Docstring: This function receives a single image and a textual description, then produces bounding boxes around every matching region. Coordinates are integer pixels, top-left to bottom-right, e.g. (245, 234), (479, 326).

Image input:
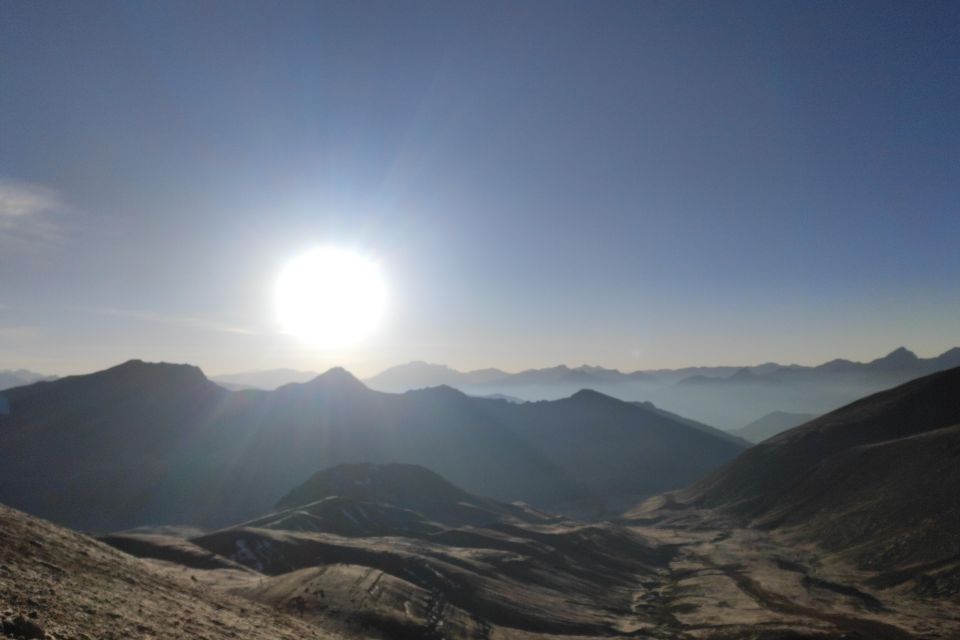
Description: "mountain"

(0, 360), (229, 531)
(0, 360), (745, 533)
(368, 348), (960, 393)
(733, 410), (816, 443)
(364, 347), (960, 429)
(0, 368), (54, 391)
(476, 389), (747, 513)
(182, 463), (674, 638)
(676, 367), (781, 387)
(270, 462), (557, 534)
(0, 503), (333, 640)
(631, 400), (750, 446)
(363, 361), (509, 391)
(98, 462), (956, 639)
(679, 366), (960, 591)
(274, 462), (553, 527)
(212, 368), (319, 390)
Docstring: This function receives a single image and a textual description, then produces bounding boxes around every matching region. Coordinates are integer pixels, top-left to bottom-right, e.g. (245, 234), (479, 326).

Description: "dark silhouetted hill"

(0, 361), (744, 532)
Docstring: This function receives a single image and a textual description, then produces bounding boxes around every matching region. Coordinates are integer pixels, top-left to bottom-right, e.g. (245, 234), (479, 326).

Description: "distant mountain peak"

(103, 359), (209, 384)
(276, 462), (468, 510)
(870, 346), (920, 368)
(885, 346), (917, 359)
(568, 388), (617, 403)
(404, 384), (468, 400)
(305, 367), (368, 391)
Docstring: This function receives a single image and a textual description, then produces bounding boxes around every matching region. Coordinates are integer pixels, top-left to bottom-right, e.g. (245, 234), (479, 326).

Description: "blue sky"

(1, 1), (958, 376)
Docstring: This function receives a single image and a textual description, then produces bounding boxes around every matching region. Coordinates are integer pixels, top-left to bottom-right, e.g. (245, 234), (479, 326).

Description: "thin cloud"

(0, 179), (61, 221)
(0, 178), (65, 245)
(0, 326), (43, 341)
(91, 306), (258, 336)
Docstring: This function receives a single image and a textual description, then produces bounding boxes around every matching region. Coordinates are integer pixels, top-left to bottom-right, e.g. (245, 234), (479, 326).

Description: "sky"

(1, 1), (958, 377)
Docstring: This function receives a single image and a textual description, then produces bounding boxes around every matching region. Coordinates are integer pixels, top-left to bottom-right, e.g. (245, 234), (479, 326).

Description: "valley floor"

(622, 512), (959, 639)
(4, 502), (958, 640)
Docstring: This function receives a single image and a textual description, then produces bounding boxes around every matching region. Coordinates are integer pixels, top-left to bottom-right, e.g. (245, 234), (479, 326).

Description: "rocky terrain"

(0, 504), (334, 640)
(93, 461), (960, 639)
(7, 496), (958, 640)
(680, 365), (960, 579)
(4, 367), (960, 639)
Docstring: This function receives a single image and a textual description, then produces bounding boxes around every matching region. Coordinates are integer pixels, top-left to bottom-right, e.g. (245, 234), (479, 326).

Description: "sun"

(274, 247), (386, 347)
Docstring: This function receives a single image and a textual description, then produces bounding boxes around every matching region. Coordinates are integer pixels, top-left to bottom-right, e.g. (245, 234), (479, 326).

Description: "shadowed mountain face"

(678, 366), (960, 589)
(274, 463), (555, 528)
(0, 361), (229, 531)
(0, 360), (745, 533)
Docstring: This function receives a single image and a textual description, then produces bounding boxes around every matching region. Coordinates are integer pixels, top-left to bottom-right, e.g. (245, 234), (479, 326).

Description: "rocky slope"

(657, 366), (960, 596)
(0, 503), (334, 640)
(105, 463), (960, 639)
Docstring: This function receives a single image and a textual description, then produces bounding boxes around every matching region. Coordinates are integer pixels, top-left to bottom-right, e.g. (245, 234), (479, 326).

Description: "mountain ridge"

(360, 346), (960, 429)
(665, 365), (960, 586)
(364, 346), (959, 391)
(0, 359), (744, 533)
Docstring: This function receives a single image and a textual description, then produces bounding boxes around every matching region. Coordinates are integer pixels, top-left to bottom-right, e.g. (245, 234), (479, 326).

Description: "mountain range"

(363, 347), (960, 429)
(3, 365), (960, 637)
(0, 360), (745, 533)
(364, 347), (960, 391)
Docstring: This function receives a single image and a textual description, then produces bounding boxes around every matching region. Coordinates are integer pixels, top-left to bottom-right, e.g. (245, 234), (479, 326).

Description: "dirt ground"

(4, 501), (959, 640)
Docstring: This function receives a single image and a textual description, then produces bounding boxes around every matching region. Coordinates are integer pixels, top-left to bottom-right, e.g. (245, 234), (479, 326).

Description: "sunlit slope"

(0, 503), (333, 640)
(678, 366), (960, 588)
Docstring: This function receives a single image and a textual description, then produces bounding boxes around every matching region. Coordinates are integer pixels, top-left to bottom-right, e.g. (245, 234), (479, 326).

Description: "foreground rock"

(0, 504), (334, 640)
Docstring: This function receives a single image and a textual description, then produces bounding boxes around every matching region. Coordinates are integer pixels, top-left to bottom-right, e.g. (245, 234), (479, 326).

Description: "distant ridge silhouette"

(0, 360), (744, 532)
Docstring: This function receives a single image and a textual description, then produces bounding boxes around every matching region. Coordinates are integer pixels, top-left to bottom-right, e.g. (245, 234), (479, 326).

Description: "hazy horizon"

(3, 342), (956, 381)
(2, 4), (959, 636)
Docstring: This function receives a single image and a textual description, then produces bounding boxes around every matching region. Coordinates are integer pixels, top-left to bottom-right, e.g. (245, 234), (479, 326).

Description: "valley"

(2, 364), (959, 639)
(5, 487), (957, 639)
(4, 4), (957, 638)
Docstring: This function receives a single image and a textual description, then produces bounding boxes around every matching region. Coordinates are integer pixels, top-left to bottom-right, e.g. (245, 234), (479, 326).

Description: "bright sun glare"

(275, 247), (386, 347)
